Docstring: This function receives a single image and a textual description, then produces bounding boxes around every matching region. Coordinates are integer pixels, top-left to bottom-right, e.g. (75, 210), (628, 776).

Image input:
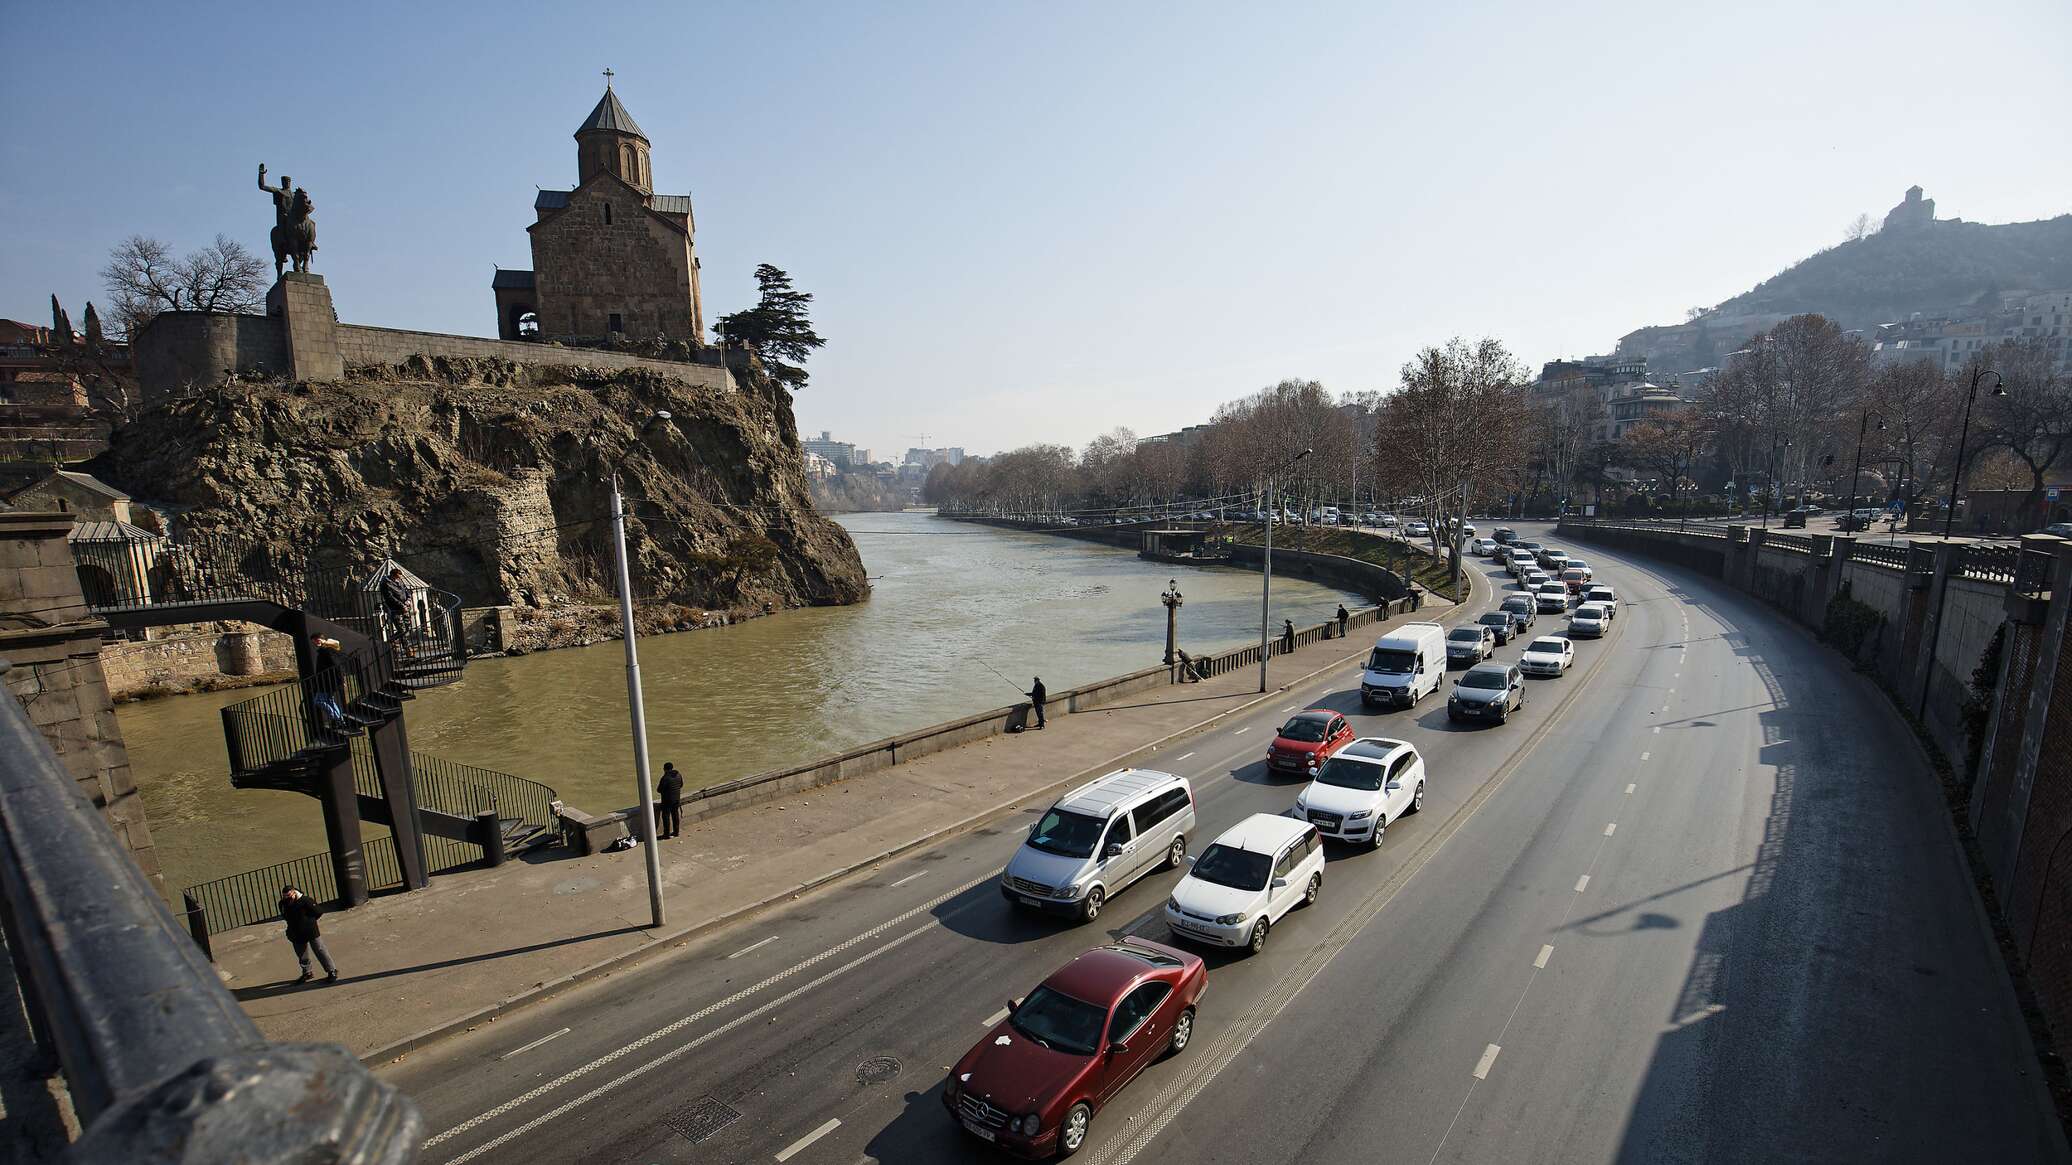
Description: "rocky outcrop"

(89, 356), (868, 612)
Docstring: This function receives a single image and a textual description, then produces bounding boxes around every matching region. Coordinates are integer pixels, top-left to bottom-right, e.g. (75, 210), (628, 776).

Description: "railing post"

(181, 892), (213, 960)
(477, 811), (508, 868)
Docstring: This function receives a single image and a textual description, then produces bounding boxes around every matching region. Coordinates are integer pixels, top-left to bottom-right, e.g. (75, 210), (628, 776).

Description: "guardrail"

(0, 666), (423, 1159)
(1847, 541), (1909, 570)
(1761, 532), (1818, 555)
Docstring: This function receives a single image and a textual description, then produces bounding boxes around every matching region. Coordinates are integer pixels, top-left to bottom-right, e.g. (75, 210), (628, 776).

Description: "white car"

(1164, 813), (1324, 954)
(1583, 584), (1618, 616)
(1519, 636), (1574, 676)
(1292, 737), (1425, 850)
(1567, 560), (1594, 582)
(1535, 582), (1570, 612)
(1405, 521), (1431, 537)
(1524, 570), (1551, 591)
(1569, 602), (1610, 638)
(1471, 538), (1497, 556)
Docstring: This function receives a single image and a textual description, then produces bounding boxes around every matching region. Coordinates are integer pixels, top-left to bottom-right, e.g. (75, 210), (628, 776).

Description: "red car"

(1266, 708), (1354, 776)
(945, 939), (1207, 1158)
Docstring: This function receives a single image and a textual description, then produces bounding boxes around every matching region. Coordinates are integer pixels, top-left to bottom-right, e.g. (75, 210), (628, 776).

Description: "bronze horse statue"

(258, 163), (317, 277)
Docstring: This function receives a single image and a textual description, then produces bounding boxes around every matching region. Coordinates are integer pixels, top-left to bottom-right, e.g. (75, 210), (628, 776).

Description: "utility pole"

(609, 475), (665, 929)
(1943, 366), (2004, 540)
(1846, 409), (1884, 532)
(1259, 448), (1312, 693)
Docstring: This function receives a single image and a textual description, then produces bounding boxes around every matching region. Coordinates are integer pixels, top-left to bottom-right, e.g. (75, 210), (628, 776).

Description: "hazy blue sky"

(4, 0), (2067, 460)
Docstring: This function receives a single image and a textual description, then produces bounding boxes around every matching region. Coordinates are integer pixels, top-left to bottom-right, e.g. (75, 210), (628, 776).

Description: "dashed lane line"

(1472, 1044), (1502, 1080)
(775, 1119), (841, 1162)
(1575, 874), (1591, 893)
(983, 1006), (1009, 1027)
(1625, 783), (1636, 795)
(727, 936), (779, 959)
(1604, 822), (1617, 837)
(496, 1028), (569, 1061)
(1231, 726), (1251, 735)
(1175, 752), (1196, 762)
(1640, 751), (1650, 761)
(888, 870), (928, 888)
(1534, 945), (1553, 970)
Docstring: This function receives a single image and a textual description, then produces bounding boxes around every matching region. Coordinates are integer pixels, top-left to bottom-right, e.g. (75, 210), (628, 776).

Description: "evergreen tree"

(716, 264), (825, 391)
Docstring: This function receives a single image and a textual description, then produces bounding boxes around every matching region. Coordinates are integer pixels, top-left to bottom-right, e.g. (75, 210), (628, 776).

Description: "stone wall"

(98, 624), (296, 699)
(332, 325), (732, 389)
(530, 183), (701, 341)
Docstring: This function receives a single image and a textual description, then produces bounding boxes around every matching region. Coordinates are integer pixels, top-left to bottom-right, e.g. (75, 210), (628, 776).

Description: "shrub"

(1961, 625), (2006, 781)
(1820, 581), (1883, 662)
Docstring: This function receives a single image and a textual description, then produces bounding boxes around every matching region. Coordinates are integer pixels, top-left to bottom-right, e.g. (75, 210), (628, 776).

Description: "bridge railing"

(0, 665), (423, 1160)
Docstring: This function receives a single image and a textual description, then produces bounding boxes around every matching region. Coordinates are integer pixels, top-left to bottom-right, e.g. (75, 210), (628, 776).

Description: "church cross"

(603, 68), (614, 88)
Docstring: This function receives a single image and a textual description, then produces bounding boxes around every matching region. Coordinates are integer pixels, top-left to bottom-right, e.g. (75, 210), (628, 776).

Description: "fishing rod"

(973, 657), (1033, 700)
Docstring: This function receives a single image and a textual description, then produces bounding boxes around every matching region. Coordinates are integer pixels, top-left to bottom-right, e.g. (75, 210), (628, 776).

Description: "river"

(118, 512), (1365, 893)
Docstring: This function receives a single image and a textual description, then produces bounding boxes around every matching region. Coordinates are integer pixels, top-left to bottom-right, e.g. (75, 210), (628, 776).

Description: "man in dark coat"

(380, 567), (414, 645)
(657, 762), (684, 839)
(278, 885), (337, 983)
(1281, 619), (1296, 653)
(1028, 677), (1047, 729)
(1336, 604), (1350, 637)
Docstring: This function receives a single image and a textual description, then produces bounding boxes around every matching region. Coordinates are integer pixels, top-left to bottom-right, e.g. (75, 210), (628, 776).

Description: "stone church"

(492, 81), (705, 344)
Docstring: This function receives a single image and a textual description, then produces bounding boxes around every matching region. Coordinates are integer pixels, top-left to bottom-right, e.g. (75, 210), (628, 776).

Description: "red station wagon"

(945, 939), (1208, 1158)
(1267, 708), (1354, 776)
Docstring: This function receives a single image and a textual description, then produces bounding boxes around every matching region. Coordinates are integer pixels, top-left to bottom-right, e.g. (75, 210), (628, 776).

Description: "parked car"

(1471, 538), (1498, 556)
(1569, 602), (1610, 638)
(1292, 736), (1424, 849)
(1583, 584), (1618, 616)
(1494, 527), (1519, 545)
(2045, 523), (2072, 538)
(945, 938), (1207, 1157)
(1448, 661), (1526, 724)
(1783, 508), (1810, 529)
(1163, 813), (1325, 954)
(1267, 709), (1354, 778)
(1499, 594), (1537, 632)
(1535, 582), (1571, 612)
(1447, 625), (1494, 665)
(1406, 521), (1431, 537)
(1001, 769), (1195, 923)
(1519, 635), (1575, 676)
(1476, 610), (1517, 645)
(1359, 622), (1447, 708)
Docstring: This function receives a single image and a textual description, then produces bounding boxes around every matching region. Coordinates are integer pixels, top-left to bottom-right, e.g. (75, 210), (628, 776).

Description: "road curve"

(385, 524), (2065, 1164)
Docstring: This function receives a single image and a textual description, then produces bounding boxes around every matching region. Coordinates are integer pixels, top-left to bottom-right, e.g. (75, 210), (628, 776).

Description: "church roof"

(67, 520), (159, 543)
(491, 269), (536, 290)
(575, 87), (647, 141)
(534, 189), (693, 214)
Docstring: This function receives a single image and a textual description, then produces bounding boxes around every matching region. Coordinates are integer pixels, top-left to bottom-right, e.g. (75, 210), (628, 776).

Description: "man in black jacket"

(657, 762), (684, 839)
(380, 567), (414, 646)
(1028, 677), (1047, 729)
(279, 885), (337, 983)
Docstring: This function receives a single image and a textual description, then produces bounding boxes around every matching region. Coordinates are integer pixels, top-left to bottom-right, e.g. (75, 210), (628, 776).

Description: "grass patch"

(1215, 525), (1459, 601)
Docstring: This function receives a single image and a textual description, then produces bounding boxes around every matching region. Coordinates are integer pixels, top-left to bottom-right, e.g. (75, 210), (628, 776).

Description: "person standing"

(657, 762), (684, 839)
(309, 636), (349, 734)
(1336, 604), (1350, 638)
(380, 567), (414, 646)
(1281, 619), (1296, 654)
(1028, 677), (1047, 730)
(278, 886), (337, 983)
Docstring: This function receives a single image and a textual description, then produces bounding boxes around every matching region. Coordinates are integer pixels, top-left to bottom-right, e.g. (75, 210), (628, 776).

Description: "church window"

(603, 202), (613, 225)
(609, 313), (624, 334)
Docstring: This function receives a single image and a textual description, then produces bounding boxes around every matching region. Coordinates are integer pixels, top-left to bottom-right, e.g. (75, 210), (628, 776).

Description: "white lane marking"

(775, 1119), (841, 1162)
(425, 870), (993, 1151)
(497, 1028), (570, 1061)
(1175, 752), (1196, 762)
(983, 1007), (1009, 1026)
(1652, 726), (1661, 735)
(888, 870), (927, 888)
(727, 936), (779, 959)
(1472, 1044), (1502, 1080)
(1282, 705), (1299, 713)
(1534, 945), (1553, 970)
(1575, 874), (1591, 893)
(1604, 822), (1617, 837)
(1232, 726), (1251, 735)
(1625, 783), (1636, 795)
(1640, 751), (1650, 761)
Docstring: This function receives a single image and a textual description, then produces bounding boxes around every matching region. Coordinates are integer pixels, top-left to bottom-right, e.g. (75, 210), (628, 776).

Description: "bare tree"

(100, 233), (268, 338)
(1976, 336), (2072, 522)
(1373, 338), (1531, 588)
(1844, 212), (1876, 242)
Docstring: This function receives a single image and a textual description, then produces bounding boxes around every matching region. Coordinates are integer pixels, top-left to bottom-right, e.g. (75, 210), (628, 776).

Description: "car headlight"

(1348, 809), (1373, 820)
(1215, 912), (1247, 926)
(1017, 1114), (1041, 1136)
(1167, 896), (1181, 913)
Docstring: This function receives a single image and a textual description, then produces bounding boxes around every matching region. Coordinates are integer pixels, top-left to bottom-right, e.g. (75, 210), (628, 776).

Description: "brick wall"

(530, 184), (700, 340)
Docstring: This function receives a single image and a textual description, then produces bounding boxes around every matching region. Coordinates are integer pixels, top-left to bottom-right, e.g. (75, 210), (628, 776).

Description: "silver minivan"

(1000, 768), (1195, 923)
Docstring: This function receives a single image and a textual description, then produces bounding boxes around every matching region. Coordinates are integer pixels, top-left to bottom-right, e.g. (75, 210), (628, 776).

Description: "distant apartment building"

(801, 430), (855, 467)
(1532, 355), (1681, 442)
(901, 446), (964, 469)
(1870, 292), (2072, 375)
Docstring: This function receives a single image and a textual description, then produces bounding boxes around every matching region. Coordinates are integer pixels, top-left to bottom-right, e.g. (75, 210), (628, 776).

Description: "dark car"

(946, 939), (1207, 1158)
(1493, 527), (1518, 545)
(1448, 661), (1525, 725)
(1267, 708), (1354, 777)
(1476, 610), (1516, 645)
(1783, 508), (1809, 529)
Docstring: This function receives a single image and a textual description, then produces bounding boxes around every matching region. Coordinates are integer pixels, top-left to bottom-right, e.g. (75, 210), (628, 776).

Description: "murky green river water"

(119, 513), (1362, 892)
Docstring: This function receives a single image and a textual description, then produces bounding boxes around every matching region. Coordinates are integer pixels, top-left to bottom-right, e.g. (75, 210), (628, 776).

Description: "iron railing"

(0, 669), (422, 1159)
(2015, 546), (2057, 600)
(181, 850), (342, 936)
(1959, 543), (2019, 584)
(1848, 541), (1909, 570)
(70, 531), (368, 620)
(1760, 532), (1817, 555)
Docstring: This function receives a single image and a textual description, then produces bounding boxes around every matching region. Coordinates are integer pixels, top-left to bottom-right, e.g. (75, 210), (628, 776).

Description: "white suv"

(1291, 737), (1426, 849)
(1164, 813), (1324, 954)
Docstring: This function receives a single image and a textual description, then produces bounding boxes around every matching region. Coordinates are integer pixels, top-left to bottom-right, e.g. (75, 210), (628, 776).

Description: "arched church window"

(603, 202), (613, 225)
(516, 311), (539, 338)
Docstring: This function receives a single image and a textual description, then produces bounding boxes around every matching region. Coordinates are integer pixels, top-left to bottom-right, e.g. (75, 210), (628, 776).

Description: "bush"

(1961, 625), (2006, 781)
(1820, 581), (1884, 662)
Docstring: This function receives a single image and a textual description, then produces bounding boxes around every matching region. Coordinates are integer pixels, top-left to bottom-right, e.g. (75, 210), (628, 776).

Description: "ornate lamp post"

(1162, 579), (1184, 666)
(1943, 367), (2005, 540)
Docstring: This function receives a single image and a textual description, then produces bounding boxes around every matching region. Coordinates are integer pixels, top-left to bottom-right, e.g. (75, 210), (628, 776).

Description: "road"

(386, 525), (2065, 1164)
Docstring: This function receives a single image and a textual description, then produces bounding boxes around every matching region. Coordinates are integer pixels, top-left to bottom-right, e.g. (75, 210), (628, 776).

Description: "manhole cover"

(856, 1056), (902, 1085)
(665, 1096), (741, 1143)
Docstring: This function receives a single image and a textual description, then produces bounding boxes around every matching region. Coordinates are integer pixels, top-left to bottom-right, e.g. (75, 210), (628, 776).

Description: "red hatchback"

(945, 939), (1207, 1158)
(1267, 708), (1354, 776)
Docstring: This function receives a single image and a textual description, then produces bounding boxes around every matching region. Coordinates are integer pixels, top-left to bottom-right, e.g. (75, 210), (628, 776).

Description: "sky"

(4, 0), (2068, 462)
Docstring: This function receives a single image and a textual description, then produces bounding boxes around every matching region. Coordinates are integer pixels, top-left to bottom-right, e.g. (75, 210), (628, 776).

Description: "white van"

(1001, 768), (1195, 923)
(1359, 622), (1446, 709)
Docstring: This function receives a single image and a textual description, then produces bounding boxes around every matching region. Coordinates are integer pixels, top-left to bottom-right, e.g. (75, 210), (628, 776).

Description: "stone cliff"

(89, 355), (869, 613)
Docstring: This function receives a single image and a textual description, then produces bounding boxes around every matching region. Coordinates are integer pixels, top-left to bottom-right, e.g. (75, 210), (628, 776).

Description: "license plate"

(964, 1120), (997, 1142)
(1019, 895), (1039, 907)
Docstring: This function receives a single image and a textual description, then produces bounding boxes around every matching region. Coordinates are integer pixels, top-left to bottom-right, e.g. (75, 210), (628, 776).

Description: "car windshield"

(1278, 717), (1329, 743)
(1027, 809), (1104, 858)
(1479, 614), (1509, 627)
(1503, 598), (1531, 611)
(1190, 843), (1272, 891)
(1449, 628), (1482, 642)
(1528, 639), (1565, 654)
(1459, 668), (1509, 690)
(1368, 647), (1416, 674)
(1008, 984), (1106, 1056)
(1314, 756), (1386, 791)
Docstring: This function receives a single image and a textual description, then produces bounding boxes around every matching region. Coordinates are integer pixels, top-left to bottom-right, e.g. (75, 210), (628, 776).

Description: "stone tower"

(1883, 185), (1936, 232)
(492, 79), (704, 344)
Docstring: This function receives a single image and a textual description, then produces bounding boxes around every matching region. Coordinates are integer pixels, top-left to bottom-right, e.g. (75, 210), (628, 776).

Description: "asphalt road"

(387, 525), (2066, 1164)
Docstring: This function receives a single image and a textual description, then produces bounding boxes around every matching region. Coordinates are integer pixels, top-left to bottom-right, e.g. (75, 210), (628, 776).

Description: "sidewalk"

(215, 589), (1469, 1064)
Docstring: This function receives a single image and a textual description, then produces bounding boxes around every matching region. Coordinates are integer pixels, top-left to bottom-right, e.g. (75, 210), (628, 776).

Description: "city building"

(801, 430), (856, 467)
(1606, 383), (1691, 440)
(491, 79), (705, 344)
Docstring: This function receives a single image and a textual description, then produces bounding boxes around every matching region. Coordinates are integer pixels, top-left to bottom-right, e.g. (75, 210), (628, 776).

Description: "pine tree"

(716, 264), (826, 391)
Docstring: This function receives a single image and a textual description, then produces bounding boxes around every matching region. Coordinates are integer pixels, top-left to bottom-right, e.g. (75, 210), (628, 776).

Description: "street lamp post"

(1943, 367), (2005, 540)
(1259, 448), (1312, 693)
(1845, 409), (1886, 532)
(609, 473), (665, 929)
(1161, 578), (1184, 667)
(1762, 436), (1793, 528)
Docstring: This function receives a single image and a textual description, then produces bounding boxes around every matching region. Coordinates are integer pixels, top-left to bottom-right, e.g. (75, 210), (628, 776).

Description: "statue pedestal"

(266, 273), (343, 383)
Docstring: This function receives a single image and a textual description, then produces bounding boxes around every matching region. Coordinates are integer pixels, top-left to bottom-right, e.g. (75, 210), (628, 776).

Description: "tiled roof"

(576, 87), (646, 140)
(535, 190), (571, 211)
(56, 470), (129, 500)
(67, 519), (159, 543)
(491, 269), (536, 290)
(649, 194), (693, 215)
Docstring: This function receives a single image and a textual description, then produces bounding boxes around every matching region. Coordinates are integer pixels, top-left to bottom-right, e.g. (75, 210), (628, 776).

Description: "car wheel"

(1164, 835), (1187, 870)
(1409, 781), (1425, 815)
(1369, 817), (1386, 850)
(1165, 1007), (1195, 1057)
(1080, 886), (1105, 924)
(1302, 871), (1322, 907)
(1247, 918), (1271, 954)
(1058, 1102), (1092, 1157)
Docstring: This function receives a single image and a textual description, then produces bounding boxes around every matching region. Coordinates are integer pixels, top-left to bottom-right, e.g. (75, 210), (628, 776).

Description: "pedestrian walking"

(278, 885), (337, 983)
(657, 762), (684, 839)
(1336, 604), (1350, 637)
(1028, 677), (1047, 729)
(380, 567), (414, 646)
(1175, 648), (1199, 683)
(1281, 619), (1296, 654)
(1409, 584), (1425, 611)
(309, 636), (350, 734)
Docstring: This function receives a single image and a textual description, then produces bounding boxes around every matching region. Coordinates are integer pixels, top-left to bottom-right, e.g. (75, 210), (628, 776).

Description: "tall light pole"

(609, 473), (666, 929)
(1259, 447), (1312, 693)
(1943, 367), (2004, 540)
(1845, 409), (1886, 531)
(1161, 578), (1184, 667)
(1761, 436), (1792, 528)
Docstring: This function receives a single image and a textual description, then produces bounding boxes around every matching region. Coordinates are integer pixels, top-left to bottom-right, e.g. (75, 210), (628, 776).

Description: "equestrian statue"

(258, 163), (317, 277)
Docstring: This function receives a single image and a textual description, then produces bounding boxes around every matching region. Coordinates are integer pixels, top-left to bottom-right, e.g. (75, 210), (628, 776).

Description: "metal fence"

(1848, 541), (1909, 570)
(1960, 544), (2019, 584)
(1761, 532), (1818, 555)
(181, 849), (342, 936)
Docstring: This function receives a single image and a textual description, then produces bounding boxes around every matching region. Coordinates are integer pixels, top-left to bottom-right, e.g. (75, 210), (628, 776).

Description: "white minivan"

(1001, 769), (1194, 923)
(1359, 622), (1446, 709)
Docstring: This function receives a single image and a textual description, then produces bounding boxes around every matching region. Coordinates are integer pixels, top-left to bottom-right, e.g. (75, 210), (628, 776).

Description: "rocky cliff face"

(91, 356), (869, 612)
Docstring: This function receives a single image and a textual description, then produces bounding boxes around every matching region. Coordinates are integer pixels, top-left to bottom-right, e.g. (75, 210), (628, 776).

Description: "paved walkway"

(215, 590), (1467, 1064)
